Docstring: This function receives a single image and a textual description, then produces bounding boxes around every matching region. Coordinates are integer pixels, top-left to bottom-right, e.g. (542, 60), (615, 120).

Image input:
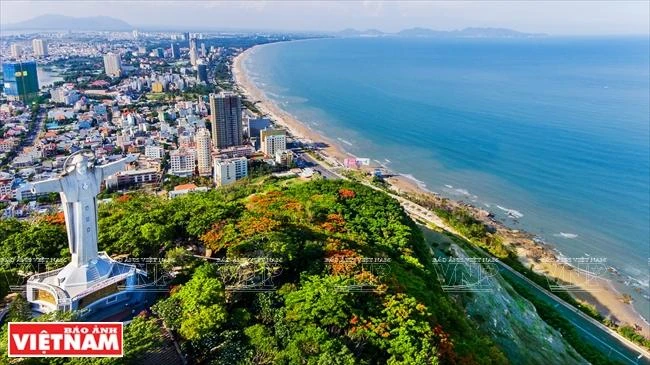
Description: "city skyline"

(1, 1), (649, 36)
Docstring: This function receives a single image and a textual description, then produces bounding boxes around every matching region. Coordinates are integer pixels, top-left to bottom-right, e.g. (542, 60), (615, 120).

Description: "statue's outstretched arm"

(98, 154), (137, 180)
(29, 178), (63, 194)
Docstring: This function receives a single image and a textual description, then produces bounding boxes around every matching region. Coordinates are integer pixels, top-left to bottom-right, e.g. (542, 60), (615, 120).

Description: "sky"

(1, 1), (649, 35)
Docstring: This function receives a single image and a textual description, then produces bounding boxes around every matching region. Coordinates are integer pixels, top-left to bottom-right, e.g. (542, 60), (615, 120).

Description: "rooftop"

(174, 183), (198, 191)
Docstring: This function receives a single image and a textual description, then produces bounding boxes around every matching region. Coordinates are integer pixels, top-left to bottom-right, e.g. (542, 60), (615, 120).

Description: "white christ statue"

(29, 151), (136, 268)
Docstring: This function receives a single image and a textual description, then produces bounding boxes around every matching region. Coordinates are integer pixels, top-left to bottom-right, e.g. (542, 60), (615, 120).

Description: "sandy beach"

(232, 45), (649, 338)
(232, 45), (352, 166)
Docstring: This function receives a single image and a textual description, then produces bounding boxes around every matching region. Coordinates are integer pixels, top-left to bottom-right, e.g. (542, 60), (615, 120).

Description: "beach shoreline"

(232, 42), (353, 166)
(232, 44), (649, 337)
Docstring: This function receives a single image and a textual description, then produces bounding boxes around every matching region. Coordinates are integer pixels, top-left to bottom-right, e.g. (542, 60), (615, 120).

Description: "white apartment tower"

(170, 148), (196, 176)
(213, 157), (248, 187)
(10, 44), (22, 58)
(195, 128), (212, 176)
(103, 52), (122, 77)
(32, 39), (48, 57)
(260, 128), (287, 157)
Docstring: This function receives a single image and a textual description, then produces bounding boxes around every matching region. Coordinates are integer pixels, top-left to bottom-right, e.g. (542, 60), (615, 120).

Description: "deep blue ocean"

(244, 37), (650, 319)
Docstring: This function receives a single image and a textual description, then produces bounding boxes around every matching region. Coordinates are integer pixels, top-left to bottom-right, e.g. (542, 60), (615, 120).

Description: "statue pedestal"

(26, 252), (148, 319)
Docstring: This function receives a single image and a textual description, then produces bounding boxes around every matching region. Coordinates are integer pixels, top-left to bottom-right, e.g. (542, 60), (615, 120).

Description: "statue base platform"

(26, 252), (149, 319)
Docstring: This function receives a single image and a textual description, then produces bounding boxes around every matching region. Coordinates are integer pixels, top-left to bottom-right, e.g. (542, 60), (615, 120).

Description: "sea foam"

(496, 205), (524, 219)
(337, 138), (353, 146)
(554, 232), (579, 239)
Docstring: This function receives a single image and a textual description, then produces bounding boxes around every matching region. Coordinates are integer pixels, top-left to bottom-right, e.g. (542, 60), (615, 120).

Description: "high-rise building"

(2, 61), (39, 102)
(260, 128), (287, 157)
(213, 157), (248, 187)
(103, 53), (122, 77)
(209, 92), (243, 149)
(200, 43), (206, 57)
(10, 44), (22, 58)
(189, 47), (198, 66)
(154, 48), (164, 58)
(170, 148), (196, 176)
(171, 42), (180, 59)
(195, 128), (212, 176)
(197, 64), (208, 83)
(189, 37), (198, 52)
(183, 32), (190, 43)
(32, 39), (48, 57)
(247, 117), (271, 149)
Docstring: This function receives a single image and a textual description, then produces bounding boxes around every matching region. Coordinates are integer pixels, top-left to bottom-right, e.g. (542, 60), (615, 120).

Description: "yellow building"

(151, 81), (164, 93)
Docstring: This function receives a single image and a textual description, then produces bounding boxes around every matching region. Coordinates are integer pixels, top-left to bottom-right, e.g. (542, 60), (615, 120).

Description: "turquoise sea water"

(244, 37), (650, 320)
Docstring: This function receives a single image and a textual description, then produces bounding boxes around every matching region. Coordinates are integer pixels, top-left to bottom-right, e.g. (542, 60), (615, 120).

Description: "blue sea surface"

(245, 37), (650, 320)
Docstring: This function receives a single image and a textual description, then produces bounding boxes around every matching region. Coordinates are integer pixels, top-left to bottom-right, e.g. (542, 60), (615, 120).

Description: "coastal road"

(295, 150), (343, 180)
(388, 186), (650, 364)
(496, 260), (650, 365)
(303, 147), (650, 364)
(395, 190), (650, 364)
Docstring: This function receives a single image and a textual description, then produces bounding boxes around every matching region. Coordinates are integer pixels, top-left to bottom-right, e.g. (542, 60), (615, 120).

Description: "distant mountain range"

(337, 27), (546, 38)
(338, 28), (385, 37)
(3, 14), (544, 38)
(4, 14), (132, 31)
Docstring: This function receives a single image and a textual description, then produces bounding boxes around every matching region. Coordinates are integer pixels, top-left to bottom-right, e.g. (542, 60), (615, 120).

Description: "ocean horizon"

(244, 36), (650, 320)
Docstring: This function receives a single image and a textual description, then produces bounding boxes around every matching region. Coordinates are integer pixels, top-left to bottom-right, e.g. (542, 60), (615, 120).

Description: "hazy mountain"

(338, 27), (545, 38)
(337, 28), (386, 37)
(363, 29), (385, 36)
(396, 27), (448, 37)
(4, 14), (132, 31)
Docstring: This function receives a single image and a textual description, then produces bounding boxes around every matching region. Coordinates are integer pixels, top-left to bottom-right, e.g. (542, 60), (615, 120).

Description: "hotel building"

(214, 157), (248, 187)
(260, 128), (287, 157)
(170, 148), (196, 176)
(209, 92), (243, 149)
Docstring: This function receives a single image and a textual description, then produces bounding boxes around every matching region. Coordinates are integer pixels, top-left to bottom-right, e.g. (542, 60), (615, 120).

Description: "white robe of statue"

(30, 152), (136, 268)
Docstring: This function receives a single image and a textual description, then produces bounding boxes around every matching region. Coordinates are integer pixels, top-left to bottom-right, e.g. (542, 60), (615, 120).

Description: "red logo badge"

(8, 322), (123, 357)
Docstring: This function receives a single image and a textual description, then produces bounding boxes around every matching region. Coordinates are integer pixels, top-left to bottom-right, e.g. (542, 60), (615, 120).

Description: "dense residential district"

(0, 31), (316, 217)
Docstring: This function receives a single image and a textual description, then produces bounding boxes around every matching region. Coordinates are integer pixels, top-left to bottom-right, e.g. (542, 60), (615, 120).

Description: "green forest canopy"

(0, 178), (508, 364)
